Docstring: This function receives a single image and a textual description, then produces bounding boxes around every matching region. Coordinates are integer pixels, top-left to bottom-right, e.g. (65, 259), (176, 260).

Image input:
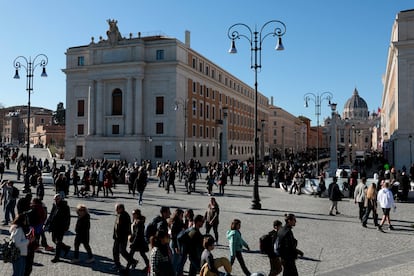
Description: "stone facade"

(63, 20), (270, 164)
(381, 9), (414, 169)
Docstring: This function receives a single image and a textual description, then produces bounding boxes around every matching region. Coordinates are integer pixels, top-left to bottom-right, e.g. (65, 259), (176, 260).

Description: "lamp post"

(304, 92), (333, 176)
(13, 54), (48, 193)
(174, 98), (188, 165)
(227, 20), (286, 210)
(329, 103), (338, 176)
(409, 134), (412, 165)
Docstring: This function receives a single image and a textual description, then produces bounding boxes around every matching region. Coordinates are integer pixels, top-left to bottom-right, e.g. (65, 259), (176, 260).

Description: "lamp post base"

(251, 200), (262, 210)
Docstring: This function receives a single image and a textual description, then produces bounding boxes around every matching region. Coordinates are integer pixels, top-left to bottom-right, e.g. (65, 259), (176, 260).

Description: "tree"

(53, 102), (65, 125)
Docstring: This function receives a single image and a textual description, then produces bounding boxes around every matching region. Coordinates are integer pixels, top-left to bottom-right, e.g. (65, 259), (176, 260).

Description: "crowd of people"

(0, 144), (412, 276)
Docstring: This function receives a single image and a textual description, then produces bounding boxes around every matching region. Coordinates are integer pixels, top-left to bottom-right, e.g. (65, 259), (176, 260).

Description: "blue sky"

(1, 1), (412, 124)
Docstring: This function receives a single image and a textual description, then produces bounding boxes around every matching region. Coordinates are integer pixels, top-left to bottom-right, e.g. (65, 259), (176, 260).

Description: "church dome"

(342, 88), (369, 119)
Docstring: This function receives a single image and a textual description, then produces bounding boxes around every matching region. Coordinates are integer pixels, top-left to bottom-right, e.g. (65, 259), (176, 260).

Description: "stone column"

(96, 80), (104, 136)
(134, 77), (143, 134)
(126, 77), (134, 135)
(88, 81), (95, 135)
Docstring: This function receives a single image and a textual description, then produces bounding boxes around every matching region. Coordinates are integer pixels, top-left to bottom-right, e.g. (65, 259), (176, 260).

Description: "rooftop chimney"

(185, 30), (191, 47)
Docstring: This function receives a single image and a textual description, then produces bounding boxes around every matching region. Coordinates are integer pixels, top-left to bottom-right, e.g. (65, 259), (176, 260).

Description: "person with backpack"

(266, 220), (283, 276)
(1, 180), (18, 226)
(182, 214), (205, 276)
(145, 206), (171, 243)
(277, 214), (303, 276)
(44, 194), (71, 263)
(328, 176), (342, 216)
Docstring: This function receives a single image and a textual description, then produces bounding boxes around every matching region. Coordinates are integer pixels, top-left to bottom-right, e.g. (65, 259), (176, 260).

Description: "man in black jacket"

(268, 220), (283, 276)
(277, 214), (303, 276)
(112, 203), (136, 271)
(328, 177), (342, 216)
(45, 193), (71, 263)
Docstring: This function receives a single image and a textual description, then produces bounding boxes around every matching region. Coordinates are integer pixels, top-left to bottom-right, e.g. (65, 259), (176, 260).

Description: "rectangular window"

(212, 127), (215, 139)
(112, 125), (119, 135)
(192, 125), (196, 137)
(77, 56), (84, 66)
(206, 146), (209, 157)
(206, 88), (209, 98)
(199, 126), (203, 137)
(212, 146), (215, 156)
(206, 127), (209, 138)
(76, 145), (83, 157)
(77, 100), (85, 117)
(192, 100), (197, 116)
(212, 106), (215, 120)
(206, 105), (209, 119)
(200, 146), (203, 157)
(205, 66), (209, 76)
(156, 96), (164, 114)
(192, 58), (196, 69)
(212, 69), (215, 79)
(156, 122), (164, 134)
(77, 124), (84, 135)
(199, 62), (203, 72)
(199, 102), (203, 117)
(193, 82), (197, 93)
(155, 145), (163, 158)
(156, 50), (164, 60)
(200, 85), (203, 96)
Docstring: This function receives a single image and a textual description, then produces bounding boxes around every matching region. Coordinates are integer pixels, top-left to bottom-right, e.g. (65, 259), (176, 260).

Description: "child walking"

(226, 219), (250, 276)
(72, 204), (94, 263)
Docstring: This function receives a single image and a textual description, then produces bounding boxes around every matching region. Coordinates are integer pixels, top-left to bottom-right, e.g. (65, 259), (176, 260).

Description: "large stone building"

(381, 9), (414, 169)
(63, 20), (270, 164)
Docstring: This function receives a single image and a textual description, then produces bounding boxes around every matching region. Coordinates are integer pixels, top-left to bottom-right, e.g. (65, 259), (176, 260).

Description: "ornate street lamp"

(304, 92), (333, 176)
(227, 20), (286, 209)
(13, 54), (48, 193)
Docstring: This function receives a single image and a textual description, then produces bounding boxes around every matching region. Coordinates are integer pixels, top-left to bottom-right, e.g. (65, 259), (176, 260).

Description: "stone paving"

(1, 152), (414, 275)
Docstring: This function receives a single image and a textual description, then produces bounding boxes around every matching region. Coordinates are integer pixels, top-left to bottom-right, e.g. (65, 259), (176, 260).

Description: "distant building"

(1, 106), (54, 146)
(381, 9), (414, 169)
(325, 88), (379, 166)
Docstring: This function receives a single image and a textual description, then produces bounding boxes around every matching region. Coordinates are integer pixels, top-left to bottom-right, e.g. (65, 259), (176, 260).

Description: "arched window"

(112, 89), (122, 115)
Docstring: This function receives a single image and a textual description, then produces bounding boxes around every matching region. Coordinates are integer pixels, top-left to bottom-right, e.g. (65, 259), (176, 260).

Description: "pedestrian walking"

(277, 214), (303, 276)
(169, 208), (185, 273)
(128, 209), (150, 271)
(267, 220), (283, 276)
(354, 177), (367, 221)
(165, 166), (176, 193)
(9, 214), (30, 276)
(72, 204), (95, 263)
(1, 181), (18, 226)
(44, 194), (71, 263)
(134, 166), (148, 205)
(328, 177), (342, 216)
(204, 197), (220, 244)
(377, 180), (397, 231)
(362, 183), (379, 229)
(149, 229), (175, 276)
(112, 203), (135, 271)
(226, 218), (251, 276)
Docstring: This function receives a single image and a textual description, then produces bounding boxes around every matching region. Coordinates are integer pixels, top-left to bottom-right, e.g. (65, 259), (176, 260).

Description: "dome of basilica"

(342, 88), (369, 119)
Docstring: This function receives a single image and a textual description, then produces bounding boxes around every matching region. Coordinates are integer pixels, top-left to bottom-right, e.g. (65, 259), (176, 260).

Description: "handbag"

(1, 238), (21, 263)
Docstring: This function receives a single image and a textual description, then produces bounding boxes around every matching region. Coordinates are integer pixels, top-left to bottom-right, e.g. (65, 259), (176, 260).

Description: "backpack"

(259, 232), (273, 255)
(177, 227), (194, 249)
(144, 216), (163, 243)
(11, 186), (19, 199)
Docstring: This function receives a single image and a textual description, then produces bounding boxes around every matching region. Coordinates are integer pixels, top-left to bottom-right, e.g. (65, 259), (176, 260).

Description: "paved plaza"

(1, 151), (414, 275)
